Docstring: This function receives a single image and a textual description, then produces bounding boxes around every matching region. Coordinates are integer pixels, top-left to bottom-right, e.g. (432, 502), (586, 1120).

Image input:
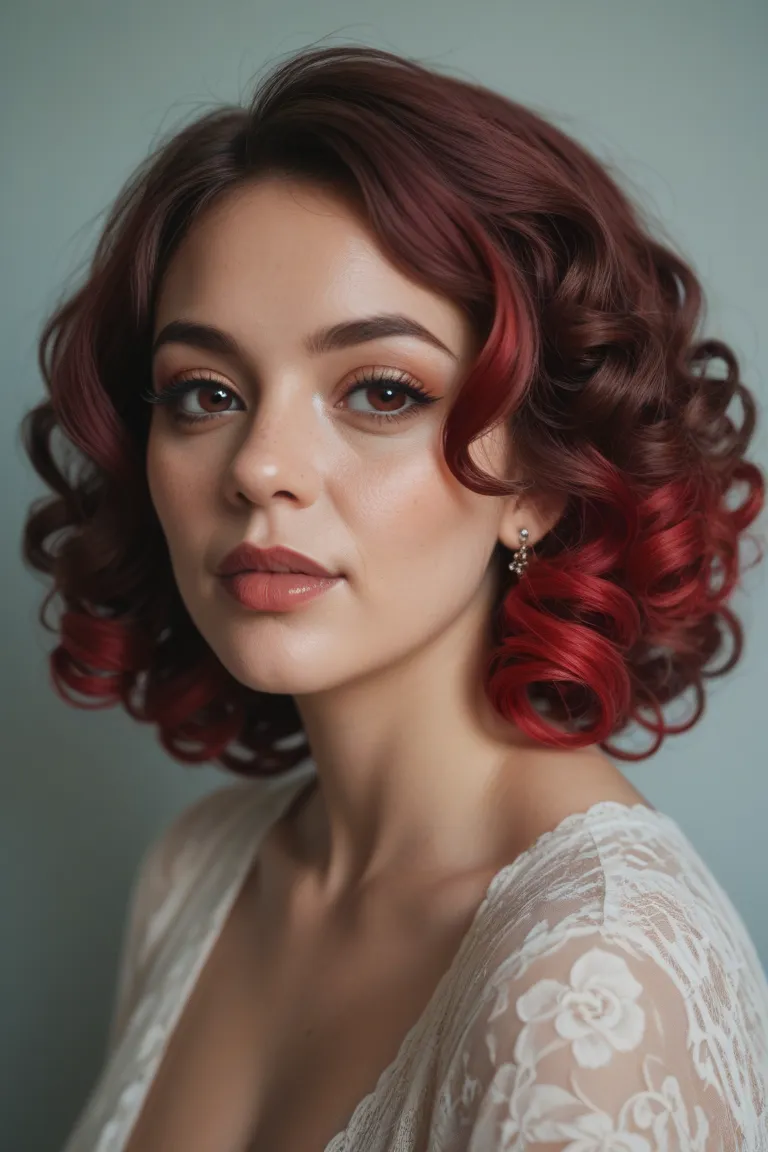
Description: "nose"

(222, 383), (324, 510)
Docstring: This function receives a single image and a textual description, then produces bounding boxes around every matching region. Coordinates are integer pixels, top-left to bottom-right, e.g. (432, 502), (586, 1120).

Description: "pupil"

(378, 387), (401, 408)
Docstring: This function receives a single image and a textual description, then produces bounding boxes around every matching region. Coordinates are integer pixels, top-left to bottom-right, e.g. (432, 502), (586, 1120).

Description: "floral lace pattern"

(460, 947), (713, 1151)
(515, 947), (646, 1069)
(61, 775), (768, 1152)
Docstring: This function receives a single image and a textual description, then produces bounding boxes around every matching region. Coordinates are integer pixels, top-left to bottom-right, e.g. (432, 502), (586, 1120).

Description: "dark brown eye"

(140, 376), (244, 424)
(190, 384), (233, 413)
(140, 369), (438, 428)
(342, 370), (437, 424)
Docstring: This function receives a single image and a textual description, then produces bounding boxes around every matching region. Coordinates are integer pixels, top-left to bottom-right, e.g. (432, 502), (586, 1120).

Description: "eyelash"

(139, 369), (437, 427)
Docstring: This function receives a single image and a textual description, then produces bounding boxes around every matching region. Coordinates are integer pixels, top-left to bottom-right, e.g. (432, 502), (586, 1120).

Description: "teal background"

(2, 2), (766, 1148)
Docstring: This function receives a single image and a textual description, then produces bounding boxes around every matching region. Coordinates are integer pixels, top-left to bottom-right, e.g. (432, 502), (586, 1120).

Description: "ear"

(498, 487), (567, 555)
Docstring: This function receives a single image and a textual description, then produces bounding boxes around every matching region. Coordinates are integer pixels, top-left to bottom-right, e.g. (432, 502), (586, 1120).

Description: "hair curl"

(20, 43), (766, 775)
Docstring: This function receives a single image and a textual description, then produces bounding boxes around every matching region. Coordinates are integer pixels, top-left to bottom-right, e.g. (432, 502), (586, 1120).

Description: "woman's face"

(147, 177), (514, 696)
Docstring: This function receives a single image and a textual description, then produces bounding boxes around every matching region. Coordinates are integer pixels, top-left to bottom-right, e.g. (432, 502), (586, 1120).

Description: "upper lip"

(216, 543), (340, 578)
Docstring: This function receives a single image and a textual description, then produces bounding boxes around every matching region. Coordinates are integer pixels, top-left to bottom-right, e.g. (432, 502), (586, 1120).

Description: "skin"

(147, 176), (643, 927)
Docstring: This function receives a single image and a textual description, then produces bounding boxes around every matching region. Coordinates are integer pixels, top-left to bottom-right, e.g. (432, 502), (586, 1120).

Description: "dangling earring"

(508, 527), (531, 577)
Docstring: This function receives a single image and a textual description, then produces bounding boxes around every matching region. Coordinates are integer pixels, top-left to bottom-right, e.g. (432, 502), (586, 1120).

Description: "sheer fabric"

(62, 768), (768, 1151)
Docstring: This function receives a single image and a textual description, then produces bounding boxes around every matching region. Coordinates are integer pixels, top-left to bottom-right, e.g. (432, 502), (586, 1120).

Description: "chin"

(208, 634), (347, 698)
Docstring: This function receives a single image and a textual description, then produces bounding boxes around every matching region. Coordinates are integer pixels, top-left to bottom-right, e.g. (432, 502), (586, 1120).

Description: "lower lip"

(219, 571), (342, 611)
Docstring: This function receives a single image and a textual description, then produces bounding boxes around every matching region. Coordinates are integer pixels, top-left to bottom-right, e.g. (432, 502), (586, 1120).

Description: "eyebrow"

(151, 313), (458, 362)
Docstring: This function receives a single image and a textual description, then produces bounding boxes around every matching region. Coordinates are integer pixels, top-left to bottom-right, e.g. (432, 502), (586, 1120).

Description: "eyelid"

(145, 363), (441, 425)
(154, 362), (423, 398)
(154, 368), (232, 393)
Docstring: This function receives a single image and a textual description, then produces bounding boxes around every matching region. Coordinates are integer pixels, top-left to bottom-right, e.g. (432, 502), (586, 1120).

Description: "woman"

(21, 42), (768, 1152)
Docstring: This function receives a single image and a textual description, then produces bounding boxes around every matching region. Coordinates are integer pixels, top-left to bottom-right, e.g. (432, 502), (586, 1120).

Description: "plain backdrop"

(2, 2), (766, 1149)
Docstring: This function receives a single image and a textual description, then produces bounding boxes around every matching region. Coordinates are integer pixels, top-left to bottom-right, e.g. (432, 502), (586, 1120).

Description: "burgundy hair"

(20, 43), (765, 774)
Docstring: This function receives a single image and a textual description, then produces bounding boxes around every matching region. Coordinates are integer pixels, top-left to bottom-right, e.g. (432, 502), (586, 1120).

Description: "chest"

(121, 867), (479, 1152)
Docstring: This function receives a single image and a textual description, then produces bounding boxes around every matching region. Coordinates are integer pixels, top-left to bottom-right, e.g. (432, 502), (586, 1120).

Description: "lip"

(216, 543), (340, 579)
(220, 571), (340, 612)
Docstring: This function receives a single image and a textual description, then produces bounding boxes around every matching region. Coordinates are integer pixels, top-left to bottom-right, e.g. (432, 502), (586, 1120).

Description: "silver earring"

(508, 527), (531, 577)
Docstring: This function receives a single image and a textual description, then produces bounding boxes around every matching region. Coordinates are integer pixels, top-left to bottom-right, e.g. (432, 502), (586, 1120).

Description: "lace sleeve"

(105, 828), (175, 1053)
(105, 782), (256, 1053)
(436, 931), (752, 1152)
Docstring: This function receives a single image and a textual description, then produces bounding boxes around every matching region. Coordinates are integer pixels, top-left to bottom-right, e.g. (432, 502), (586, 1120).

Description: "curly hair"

(19, 43), (766, 776)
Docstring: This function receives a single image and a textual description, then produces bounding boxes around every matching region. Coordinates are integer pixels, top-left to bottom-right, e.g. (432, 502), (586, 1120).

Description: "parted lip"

(216, 543), (340, 579)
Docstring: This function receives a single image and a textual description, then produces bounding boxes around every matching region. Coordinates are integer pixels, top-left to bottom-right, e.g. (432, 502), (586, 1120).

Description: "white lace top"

(62, 767), (768, 1152)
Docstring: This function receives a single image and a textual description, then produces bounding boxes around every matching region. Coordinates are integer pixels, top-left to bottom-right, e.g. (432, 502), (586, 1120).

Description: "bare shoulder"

(508, 747), (654, 858)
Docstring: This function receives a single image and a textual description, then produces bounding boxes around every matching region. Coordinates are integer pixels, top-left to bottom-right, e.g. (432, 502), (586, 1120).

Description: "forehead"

(152, 177), (471, 354)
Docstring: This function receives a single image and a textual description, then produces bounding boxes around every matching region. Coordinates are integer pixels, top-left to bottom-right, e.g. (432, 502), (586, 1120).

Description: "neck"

(282, 570), (552, 908)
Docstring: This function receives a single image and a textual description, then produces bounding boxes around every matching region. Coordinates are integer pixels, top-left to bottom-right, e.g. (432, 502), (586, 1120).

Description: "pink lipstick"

(216, 543), (343, 612)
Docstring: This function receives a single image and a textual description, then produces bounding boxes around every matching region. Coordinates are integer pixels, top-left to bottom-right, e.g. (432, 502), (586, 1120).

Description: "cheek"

(146, 433), (208, 556)
(345, 450), (497, 593)
(146, 436), (175, 534)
